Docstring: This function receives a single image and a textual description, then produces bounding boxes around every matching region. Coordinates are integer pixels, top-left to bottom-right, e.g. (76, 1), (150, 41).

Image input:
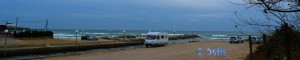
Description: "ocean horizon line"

(48, 29), (256, 32)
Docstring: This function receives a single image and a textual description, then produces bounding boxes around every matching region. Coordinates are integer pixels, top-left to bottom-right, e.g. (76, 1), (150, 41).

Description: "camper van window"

(161, 36), (164, 39)
(146, 35), (156, 40)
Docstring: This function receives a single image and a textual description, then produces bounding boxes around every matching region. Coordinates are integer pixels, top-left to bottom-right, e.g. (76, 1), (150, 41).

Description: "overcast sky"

(0, 0), (263, 31)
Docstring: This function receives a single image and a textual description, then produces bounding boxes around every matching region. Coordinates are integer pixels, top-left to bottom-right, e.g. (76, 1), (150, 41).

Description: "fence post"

(248, 36), (253, 60)
(283, 23), (291, 60)
(263, 34), (268, 60)
(263, 34), (267, 44)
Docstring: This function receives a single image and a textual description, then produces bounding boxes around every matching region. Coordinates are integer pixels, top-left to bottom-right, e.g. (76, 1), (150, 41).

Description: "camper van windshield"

(146, 35), (156, 40)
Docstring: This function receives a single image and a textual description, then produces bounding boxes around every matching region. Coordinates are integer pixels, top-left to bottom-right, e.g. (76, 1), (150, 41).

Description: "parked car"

(251, 37), (263, 44)
(229, 36), (243, 43)
(81, 35), (98, 40)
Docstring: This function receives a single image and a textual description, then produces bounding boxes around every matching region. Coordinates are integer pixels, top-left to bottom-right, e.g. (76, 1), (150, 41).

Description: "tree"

(233, 0), (300, 34)
(246, 0), (300, 12)
(231, 0), (300, 60)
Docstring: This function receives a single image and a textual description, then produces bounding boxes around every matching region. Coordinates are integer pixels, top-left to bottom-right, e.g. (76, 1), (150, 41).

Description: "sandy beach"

(36, 40), (258, 60)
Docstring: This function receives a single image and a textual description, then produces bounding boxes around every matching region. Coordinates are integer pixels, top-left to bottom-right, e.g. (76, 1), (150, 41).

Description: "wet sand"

(37, 41), (258, 60)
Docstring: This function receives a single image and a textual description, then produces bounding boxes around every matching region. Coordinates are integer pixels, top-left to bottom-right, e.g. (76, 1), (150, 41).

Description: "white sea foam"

(210, 35), (227, 37)
(54, 33), (75, 37)
(141, 33), (184, 36)
(53, 33), (83, 38)
(85, 32), (108, 35)
(168, 34), (184, 36)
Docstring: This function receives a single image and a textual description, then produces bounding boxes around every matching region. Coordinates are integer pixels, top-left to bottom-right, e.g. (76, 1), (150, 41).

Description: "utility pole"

(45, 18), (48, 31)
(15, 17), (19, 36)
(43, 18), (48, 47)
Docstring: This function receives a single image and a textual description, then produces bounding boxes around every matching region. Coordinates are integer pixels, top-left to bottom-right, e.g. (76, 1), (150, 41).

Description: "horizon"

(48, 29), (257, 32)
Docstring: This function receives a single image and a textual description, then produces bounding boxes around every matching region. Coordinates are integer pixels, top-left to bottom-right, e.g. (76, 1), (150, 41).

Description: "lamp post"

(122, 30), (126, 49)
(75, 30), (78, 54)
(123, 30), (126, 40)
(173, 30), (176, 44)
(4, 29), (8, 60)
(192, 29), (194, 42)
(76, 30), (78, 45)
(4, 21), (12, 60)
(109, 30), (112, 38)
(110, 30), (117, 43)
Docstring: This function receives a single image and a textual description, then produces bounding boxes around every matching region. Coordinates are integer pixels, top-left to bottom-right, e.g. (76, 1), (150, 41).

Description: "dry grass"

(0, 41), (144, 58)
(0, 38), (114, 49)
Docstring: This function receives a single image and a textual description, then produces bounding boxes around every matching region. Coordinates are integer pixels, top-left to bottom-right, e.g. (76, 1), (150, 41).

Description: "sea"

(50, 29), (260, 40)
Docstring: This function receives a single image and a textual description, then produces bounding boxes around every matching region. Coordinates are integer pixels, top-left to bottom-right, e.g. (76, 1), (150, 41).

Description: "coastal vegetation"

(15, 31), (53, 38)
(247, 24), (300, 60)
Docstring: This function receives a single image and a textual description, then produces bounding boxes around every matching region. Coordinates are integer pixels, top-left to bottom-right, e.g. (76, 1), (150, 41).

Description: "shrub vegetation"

(248, 24), (300, 60)
(15, 30), (53, 38)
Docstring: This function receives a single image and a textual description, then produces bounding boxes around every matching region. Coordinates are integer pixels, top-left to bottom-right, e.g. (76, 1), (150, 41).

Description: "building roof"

(0, 24), (29, 30)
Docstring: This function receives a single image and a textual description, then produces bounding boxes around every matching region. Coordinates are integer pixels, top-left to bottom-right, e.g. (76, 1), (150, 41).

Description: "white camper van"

(144, 32), (169, 47)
